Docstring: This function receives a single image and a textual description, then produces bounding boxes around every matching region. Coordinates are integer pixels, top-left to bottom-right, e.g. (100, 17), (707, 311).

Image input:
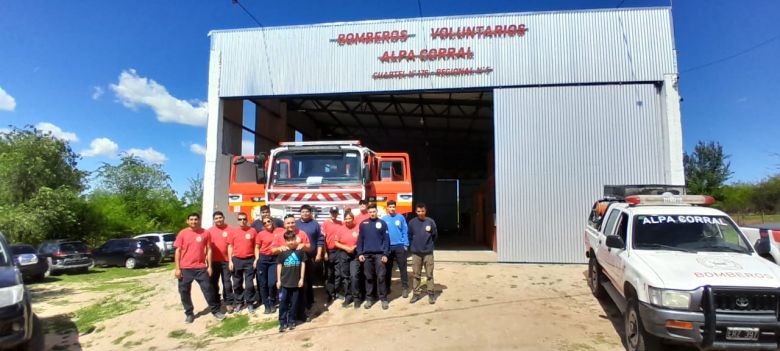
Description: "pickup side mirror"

(255, 153), (267, 184)
(362, 167), (371, 182)
(605, 235), (625, 250)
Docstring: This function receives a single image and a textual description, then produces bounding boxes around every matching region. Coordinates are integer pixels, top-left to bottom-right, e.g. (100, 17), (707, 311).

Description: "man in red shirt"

(353, 199), (370, 224)
(272, 215), (311, 253)
(228, 212), (258, 314)
(206, 211), (235, 313)
(334, 211), (362, 308)
(174, 213), (225, 323)
(321, 206), (343, 302)
(254, 216), (286, 314)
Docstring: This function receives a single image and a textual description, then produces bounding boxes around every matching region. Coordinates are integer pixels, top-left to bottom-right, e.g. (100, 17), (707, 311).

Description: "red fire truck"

(229, 140), (412, 222)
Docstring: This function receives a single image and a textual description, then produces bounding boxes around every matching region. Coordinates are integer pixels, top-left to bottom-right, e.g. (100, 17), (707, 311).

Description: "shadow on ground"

(596, 292), (697, 351)
(40, 314), (81, 351)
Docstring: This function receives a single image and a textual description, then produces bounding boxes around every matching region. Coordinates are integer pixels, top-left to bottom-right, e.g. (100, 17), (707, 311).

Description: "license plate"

(726, 327), (759, 341)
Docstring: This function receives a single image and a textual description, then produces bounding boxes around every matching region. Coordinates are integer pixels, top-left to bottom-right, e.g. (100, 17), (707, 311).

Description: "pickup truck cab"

(584, 194), (780, 351)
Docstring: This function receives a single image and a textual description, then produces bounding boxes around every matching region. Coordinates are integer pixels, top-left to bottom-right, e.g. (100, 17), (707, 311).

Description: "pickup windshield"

(633, 214), (751, 254)
(271, 150), (362, 186)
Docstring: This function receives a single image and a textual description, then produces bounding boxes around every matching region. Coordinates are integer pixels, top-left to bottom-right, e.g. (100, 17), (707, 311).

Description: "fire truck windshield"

(271, 150), (362, 185)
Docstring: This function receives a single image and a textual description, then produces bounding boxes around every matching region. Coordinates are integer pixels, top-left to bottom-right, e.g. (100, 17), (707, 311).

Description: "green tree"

(0, 126), (88, 245)
(182, 175), (203, 211)
(94, 155), (178, 216)
(717, 183), (756, 213)
(684, 141), (732, 198)
(90, 155), (186, 239)
(753, 175), (780, 213)
(0, 126), (85, 204)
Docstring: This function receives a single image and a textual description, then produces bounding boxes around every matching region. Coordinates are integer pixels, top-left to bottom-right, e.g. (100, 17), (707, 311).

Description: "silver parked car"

(133, 233), (176, 263)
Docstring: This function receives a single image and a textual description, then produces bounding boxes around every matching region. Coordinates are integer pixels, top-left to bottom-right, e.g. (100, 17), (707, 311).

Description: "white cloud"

(0, 127), (10, 135)
(81, 138), (119, 157)
(242, 140), (254, 155)
(35, 122), (79, 142)
(110, 69), (207, 127)
(190, 143), (207, 155)
(0, 86), (16, 111)
(126, 147), (167, 164)
(92, 86), (104, 100)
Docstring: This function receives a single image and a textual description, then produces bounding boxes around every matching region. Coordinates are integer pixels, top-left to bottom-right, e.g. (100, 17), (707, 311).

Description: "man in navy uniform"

(357, 204), (390, 310)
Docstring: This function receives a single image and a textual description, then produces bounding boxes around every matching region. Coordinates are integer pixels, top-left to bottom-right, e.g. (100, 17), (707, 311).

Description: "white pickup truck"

(584, 194), (780, 351)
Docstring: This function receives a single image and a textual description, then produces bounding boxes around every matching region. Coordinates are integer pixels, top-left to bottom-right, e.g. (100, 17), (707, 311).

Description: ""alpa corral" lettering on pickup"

(640, 215), (727, 225)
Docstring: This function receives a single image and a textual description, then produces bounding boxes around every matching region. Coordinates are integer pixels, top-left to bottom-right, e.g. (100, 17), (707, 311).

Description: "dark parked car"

(9, 245), (48, 283)
(0, 232), (39, 350)
(92, 239), (162, 269)
(37, 240), (93, 275)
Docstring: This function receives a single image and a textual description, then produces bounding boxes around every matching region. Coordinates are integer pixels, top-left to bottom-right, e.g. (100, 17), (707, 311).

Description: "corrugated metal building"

(202, 7), (684, 263)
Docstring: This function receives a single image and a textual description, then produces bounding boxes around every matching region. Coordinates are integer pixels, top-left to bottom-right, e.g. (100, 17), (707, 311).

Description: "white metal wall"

(494, 85), (669, 263)
(210, 7), (675, 97)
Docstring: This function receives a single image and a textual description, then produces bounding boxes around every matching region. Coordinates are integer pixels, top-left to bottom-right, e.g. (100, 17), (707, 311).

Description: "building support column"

(660, 74), (685, 185)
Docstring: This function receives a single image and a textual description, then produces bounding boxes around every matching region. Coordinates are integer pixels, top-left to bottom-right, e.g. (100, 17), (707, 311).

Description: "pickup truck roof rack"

(603, 184), (686, 199)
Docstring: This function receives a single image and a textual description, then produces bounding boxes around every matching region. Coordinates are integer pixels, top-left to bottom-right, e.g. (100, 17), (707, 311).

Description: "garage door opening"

(237, 91), (496, 250)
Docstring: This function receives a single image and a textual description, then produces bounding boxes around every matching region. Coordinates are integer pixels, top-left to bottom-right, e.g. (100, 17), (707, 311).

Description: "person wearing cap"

(228, 213), (258, 314)
(357, 204), (390, 310)
(254, 215), (286, 314)
(353, 199), (370, 224)
(206, 211), (236, 313)
(381, 200), (410, 297)
(408, 202), (438, 304)
(334, 211), (362, 308)
(321, 206), (343, 302)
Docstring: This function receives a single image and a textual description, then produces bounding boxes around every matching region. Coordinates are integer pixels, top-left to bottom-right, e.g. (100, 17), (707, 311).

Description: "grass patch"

(56, 262), (173, 285)
(183, 337), (212, 349)
(168, 329), (195, 339)
(733, 213), (780, 226)
(73, 283), (153, 334)
(123, 337), (150, 348)
(42, 315), (76, 335)
(302, 342), (314, 348)
(75, 298), (138, 334)
(207, 315), (279, 338)
(112, 330), (134, 345)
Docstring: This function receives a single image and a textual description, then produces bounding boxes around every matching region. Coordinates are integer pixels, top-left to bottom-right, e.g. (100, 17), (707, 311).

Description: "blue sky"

(1, 0), (778, 195)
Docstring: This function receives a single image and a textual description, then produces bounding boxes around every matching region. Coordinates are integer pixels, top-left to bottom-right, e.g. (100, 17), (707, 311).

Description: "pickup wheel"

(625, 298), (663, 351)
(588, 255), (606, 299)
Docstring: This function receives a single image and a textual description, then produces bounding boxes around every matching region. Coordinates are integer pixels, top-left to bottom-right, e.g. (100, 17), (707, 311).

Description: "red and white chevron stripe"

(270, 192), (362, 202)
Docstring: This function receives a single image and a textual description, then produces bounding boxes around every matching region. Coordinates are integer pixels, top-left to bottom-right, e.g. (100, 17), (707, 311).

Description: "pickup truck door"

(597, 209), (622, 284)
(603, 213), (629, 290)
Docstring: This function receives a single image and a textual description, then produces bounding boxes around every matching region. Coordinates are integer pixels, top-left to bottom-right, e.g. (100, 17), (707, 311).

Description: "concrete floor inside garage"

(244, 90), (497, 250)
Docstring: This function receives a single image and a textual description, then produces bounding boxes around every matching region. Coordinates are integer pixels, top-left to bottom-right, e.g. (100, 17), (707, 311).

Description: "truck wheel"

(588, 255), (606, 299)
(625, 298), (663, 351)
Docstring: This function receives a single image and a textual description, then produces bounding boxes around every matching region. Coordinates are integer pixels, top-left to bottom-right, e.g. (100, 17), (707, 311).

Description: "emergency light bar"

(279, 140), (361, 146)
(625, 195), (715, 206)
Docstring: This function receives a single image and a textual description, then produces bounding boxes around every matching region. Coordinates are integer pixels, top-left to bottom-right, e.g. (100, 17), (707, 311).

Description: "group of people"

(173, 199), (438, 332)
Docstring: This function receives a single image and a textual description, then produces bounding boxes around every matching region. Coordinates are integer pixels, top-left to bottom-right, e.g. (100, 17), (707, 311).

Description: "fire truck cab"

(229, 140), (412, 222)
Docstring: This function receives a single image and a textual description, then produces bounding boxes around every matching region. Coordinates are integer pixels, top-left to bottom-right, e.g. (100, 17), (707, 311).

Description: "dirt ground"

(30, 262), (631, 351)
